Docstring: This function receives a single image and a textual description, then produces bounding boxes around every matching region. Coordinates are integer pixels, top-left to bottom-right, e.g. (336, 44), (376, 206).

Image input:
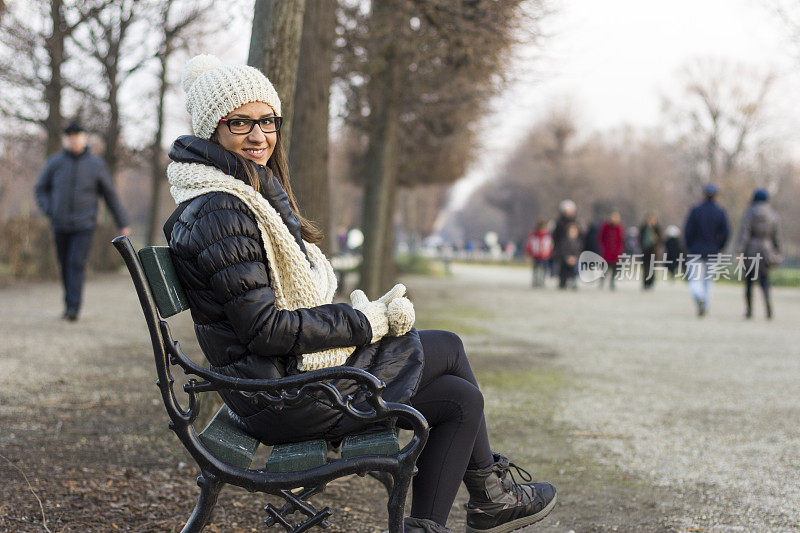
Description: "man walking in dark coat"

(683, 184), (729, 317)
(35, 122), (131, 320)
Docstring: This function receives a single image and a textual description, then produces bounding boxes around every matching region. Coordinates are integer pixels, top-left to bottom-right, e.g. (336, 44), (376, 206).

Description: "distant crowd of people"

(524, 184), (783, 319)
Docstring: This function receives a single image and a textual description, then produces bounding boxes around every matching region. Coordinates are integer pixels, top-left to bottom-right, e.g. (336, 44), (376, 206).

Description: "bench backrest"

(137, 246), (189, 317)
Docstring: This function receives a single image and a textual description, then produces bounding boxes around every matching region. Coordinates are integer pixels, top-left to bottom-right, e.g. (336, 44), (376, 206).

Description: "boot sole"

(465, 492), (558, 533)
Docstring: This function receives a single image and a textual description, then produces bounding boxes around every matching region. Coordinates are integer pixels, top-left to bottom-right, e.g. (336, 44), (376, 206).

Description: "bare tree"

(68, 0), (152, 179)
(771, 0), (800, 57)
(662, 58), (775, 191)
(247, 0), (306, 151)
(288, 0), (337, 253)
(454, 109), (695, 247)
(144, 0), (209, 245)
(0, 0), (107, 155)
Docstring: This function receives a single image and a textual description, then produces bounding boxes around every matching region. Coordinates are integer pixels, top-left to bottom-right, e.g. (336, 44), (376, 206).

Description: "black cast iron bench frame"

(112, 236), (429, 533)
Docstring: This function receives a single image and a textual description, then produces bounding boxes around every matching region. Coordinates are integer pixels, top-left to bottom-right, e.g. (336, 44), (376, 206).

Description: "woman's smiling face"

(215, 101), (277, 166)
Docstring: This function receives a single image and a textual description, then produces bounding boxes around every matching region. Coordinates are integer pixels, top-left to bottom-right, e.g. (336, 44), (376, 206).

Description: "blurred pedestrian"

(663, 225), (684, 279)
(551, 199), (578, 281)
(734, 188), (782, 320)
(582, 219), (601, 256)
(639, 213), (662, 290)
(336, 226), (348, 254)
(624, 226), (640, 256)
(558, 222), (581, 290)
(525, 218), (553, 288)
(35, 121), (131, 321)
(683, 184), (729, 317)
(599, 211), (624, 290)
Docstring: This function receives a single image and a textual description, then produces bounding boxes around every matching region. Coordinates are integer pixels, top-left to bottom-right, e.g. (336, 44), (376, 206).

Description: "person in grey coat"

(35, 122), (130, 320)
(734, 188), (782, 319)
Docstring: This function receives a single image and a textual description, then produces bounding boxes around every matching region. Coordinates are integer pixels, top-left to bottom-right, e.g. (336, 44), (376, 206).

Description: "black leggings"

(409, 330), (493, 525)
(745, 270), (770, 308)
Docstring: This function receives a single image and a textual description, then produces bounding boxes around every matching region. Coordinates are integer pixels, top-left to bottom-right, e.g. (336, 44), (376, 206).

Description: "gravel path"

(431, 263), (800, 532)
(2, 266), (799, 532)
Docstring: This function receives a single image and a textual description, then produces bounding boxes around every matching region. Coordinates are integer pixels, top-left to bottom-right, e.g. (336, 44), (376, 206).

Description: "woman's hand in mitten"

(350, 289), (388, 343)
(377, 283), (406, 306)
(387, 297), (415, 336)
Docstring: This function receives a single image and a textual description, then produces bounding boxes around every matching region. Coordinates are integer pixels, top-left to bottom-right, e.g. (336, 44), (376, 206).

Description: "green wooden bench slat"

(266, 440), (327, 473)
(341, 429), (398, 459)
(198, 406), (260, 470)
(137, 246), (189, 318)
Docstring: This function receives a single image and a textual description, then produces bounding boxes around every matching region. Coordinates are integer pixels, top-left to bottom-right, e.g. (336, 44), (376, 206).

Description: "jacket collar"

(64, 147), (89, 159)
(168, 135), (308, 260)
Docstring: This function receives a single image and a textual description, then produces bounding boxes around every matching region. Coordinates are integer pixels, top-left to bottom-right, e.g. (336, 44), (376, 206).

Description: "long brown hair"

(211, 130), (323, 244)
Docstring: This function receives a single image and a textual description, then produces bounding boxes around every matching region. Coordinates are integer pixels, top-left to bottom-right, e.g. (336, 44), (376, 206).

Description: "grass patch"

(417, 319), (490, 335)
(395, 253), (447, 276)
(415, 303), (493, 335)
(452, 259), (530, 269)
(478, 367), (565, 392)
(770, 267), (800, 287)
(715, 266), (800, 287)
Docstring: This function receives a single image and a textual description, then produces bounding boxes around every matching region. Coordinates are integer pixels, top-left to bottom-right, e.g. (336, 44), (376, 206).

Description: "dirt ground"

(1, 263), (799, 532)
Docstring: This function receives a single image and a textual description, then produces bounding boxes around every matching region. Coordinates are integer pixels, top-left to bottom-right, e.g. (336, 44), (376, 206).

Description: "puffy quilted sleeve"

(183, 193), (371, 357)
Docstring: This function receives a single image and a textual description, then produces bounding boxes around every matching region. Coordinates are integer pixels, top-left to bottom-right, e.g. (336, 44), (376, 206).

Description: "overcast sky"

(447, 0), (799, 209)
(211, 1), (798, 210)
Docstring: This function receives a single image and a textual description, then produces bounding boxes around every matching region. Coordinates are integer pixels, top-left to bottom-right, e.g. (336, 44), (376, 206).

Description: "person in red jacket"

(599, 211), (625, 290)
(525, 218), (553, 288)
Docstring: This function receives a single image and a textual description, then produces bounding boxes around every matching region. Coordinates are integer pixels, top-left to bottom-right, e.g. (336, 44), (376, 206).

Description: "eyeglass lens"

(227, 117), (281, 134)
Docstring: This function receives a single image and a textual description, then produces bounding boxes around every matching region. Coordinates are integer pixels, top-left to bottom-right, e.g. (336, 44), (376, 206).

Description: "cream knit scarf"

(167, 161), (355, 371)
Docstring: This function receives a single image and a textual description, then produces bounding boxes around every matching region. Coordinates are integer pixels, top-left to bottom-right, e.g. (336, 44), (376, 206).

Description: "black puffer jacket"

(35, 148), (129, 232)
(165, 137), (424, 444)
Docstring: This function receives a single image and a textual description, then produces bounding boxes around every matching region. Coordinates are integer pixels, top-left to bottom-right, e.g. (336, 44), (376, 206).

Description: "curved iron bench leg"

(387, 465), (414, 533)
(181, 472), (224, 533)
(368, 471), (394, 495)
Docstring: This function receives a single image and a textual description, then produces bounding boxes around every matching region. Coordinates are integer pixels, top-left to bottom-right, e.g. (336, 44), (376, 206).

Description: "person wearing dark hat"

(34, 121), (131, 321)
(734, 188), (782, 319)
(683, 184), (729, 316)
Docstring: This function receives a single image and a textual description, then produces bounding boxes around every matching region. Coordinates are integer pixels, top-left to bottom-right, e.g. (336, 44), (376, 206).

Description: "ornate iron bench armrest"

(165, 328), (427, 452)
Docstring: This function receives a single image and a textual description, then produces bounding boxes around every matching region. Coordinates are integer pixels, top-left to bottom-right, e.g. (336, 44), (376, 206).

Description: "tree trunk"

(247, 0), (306, 153)
(379, 176), (399, 290)
(146, 51), (169, 245)
(289, 0), (336, 253)
(359, 10), (401, 296)
(103, 60), (121, 180)
(247, 0), (273, 68)
(360, 112), (400, 297)
(44, 0), (65, 155)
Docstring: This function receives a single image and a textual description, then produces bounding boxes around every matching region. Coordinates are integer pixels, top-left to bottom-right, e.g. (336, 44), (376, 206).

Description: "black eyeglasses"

(218, 116), (283, 135)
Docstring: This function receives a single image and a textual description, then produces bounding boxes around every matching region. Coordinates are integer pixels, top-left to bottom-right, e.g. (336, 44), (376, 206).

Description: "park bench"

(111, 236), (429, 533)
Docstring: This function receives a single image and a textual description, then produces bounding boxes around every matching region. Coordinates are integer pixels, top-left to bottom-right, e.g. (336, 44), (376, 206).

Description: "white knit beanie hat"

(181, 54), (282, 139)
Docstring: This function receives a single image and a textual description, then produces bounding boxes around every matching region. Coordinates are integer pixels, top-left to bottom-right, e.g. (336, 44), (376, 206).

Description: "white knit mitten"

(376, 283), (415, 336)
(350, 289), (389, 344)
(377, 283), (407, 306)
(387, 297), (415, 336)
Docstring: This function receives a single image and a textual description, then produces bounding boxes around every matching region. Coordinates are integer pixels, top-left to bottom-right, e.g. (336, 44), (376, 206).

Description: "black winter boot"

(400, 517), (451, 532)
(463, 453), (556, 533)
